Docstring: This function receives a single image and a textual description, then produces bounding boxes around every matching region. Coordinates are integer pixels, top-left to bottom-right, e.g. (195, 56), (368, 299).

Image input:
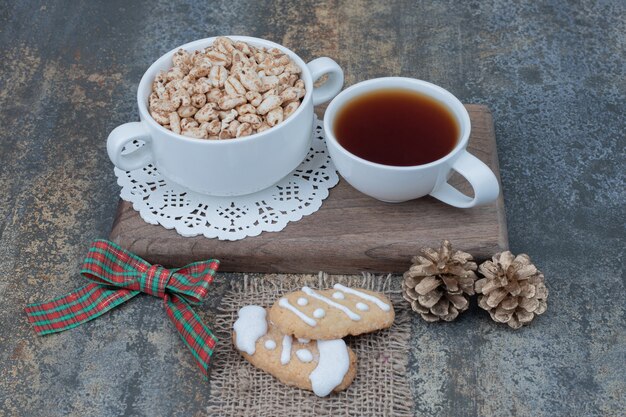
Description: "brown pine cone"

(475, 251), (548, 329)
(402, 240), (478, 322)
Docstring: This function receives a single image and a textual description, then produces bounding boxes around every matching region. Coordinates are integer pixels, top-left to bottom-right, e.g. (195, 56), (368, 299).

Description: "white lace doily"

(114, 117), (338, 240)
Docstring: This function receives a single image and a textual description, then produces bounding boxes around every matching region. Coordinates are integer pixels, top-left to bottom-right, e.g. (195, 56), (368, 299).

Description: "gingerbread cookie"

(233, 305), (357, 397)
(268, 284), (395, 340)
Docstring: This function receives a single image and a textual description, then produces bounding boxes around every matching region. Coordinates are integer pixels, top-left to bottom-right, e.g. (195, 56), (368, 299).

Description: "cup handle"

(429, 150), (500, 208)
(306, 57), (344, 106)
(106, 122), (154, 171)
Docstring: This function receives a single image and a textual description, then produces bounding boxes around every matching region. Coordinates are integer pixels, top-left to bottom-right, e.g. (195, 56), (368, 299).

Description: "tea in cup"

(324, 77), (500, 207)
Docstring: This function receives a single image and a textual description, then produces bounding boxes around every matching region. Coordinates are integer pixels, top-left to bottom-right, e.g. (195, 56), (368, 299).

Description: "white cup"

(323, 77), (500, 207)
(107, 36), (343, 196)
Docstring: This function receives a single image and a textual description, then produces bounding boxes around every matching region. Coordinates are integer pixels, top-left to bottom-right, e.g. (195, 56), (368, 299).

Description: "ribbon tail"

(25, 283), (139, 336)
(164, 293), (218, 379)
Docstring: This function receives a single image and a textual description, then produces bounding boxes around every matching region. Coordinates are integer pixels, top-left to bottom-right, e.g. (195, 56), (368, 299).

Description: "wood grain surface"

(109, 104), (508, 273)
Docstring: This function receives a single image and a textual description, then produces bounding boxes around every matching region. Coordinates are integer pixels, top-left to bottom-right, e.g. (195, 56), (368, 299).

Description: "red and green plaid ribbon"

(24, 239), (220, 379)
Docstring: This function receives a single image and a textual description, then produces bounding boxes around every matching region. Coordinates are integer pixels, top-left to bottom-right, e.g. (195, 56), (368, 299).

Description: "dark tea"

(333, 89), (459, 166)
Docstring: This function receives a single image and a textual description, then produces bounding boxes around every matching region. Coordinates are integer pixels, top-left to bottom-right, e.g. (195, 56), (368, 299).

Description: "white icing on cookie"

(356, 302), (369, 311)
(332, 291), (345, 300)
(302, 287), (361, 321)
(313, 308), (325, 318)
(297, 297), (309, 306)
(233, 306), (268, 355)
(264, 339), (276, 350)
(280, 335), (292, 365)
(278, 297), (317, 327)
(297, 338), (310, 344)
(310, 339), (350, 397)
(296, 349), (313, 363)
(333, 284), (391, 311)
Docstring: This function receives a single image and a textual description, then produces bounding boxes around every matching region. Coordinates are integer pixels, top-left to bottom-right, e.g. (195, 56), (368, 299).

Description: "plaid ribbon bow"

(25, 239), (220, 378)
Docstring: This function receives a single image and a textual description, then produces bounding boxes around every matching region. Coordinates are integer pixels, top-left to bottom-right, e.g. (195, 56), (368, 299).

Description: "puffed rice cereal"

(149, 37), (306, 140)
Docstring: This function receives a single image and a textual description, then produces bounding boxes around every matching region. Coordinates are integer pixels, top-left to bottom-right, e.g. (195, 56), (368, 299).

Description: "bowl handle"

(107, 122), (154, 171)
(307, 57), (344, 106)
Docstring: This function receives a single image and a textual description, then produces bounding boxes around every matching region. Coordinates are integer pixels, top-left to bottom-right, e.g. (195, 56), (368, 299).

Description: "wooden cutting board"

(109, 104), (508, 273)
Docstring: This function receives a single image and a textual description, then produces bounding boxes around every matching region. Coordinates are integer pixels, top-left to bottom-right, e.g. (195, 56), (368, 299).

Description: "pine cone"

(475, 251), (548, 329)
(402, 240), (478, 322)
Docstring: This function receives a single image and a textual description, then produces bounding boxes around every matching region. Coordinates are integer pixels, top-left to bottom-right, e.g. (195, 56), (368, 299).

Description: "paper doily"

(114, 117), (338, 240)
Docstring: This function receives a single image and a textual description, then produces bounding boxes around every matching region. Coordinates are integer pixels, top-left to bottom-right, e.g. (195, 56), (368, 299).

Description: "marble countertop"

(0, 1), (623, 416)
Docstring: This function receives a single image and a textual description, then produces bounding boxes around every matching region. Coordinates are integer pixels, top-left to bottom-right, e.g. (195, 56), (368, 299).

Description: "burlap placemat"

(205, 272), (414, 416)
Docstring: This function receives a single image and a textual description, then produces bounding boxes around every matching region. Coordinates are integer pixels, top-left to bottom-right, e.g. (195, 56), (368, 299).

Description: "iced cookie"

(268, 284), (395, 340)
(233, 305), (357, 397)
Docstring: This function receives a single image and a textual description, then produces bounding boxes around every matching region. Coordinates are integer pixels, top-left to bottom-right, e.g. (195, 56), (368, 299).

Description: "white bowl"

(107, 36), (343, 196)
